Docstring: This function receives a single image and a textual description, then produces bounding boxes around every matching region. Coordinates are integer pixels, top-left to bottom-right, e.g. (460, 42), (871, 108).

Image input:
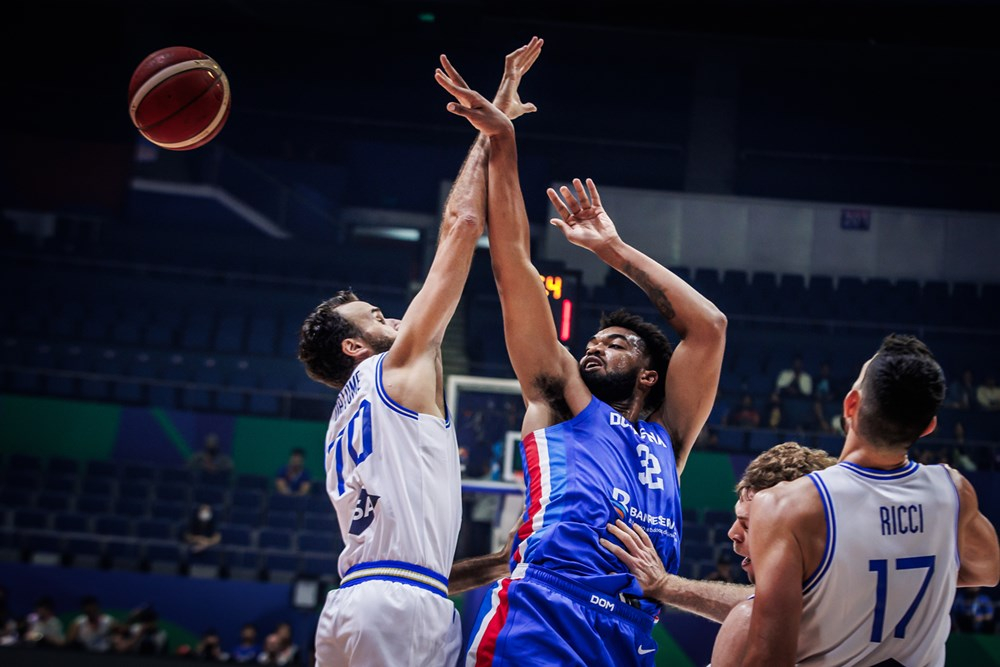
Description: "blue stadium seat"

(702, 509), (733, 530)
(81, 477), (115, 496)
(258, 529), (294, 551)
(36, 492), (72, 513)
(159, 467), (195, 485)
(192, 486), (227, 506)
(105, 540), (142, 570)
(42, 475), (77, 494)
(155, 483), (191, 505)
(14, 509), (49, 530)
(66, 536), (104, 568)
(300, 556), (335, 578)
(747, 429), (786, 453)
(112, 498), (150, 518)
(303, 514), (338, 533)
(235, 473), (270, 491)
(75, 495), (113, 515)
(119, 480), (151, 501)
(149, 502), (188, 523)
(298, 532), (336, 554)
(226, 509), (262, 527)
(684, 524), (710, 543)
(264, 512), (299, 531)
(53, 513), (90, 533)
(48, 457), (80, 476)
(85, 460), (119, 478)
(263, 553), (300, 583)
(268, 494), (306, 514)
(682, 543), (715, 562)
(145, 543), (182, 574)
(231, 489), (263, 511)
(0, 488), (32, 509)
(220, 525), (253, 549)
(94, 516), (132, 537)
(135, 519), (175, 541)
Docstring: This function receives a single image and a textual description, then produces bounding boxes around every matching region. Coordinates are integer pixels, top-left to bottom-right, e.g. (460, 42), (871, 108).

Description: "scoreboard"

(539, 270), (581, 346)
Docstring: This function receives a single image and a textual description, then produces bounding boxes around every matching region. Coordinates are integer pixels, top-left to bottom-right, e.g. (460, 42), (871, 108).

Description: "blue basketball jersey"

(511, 395), (682, 615)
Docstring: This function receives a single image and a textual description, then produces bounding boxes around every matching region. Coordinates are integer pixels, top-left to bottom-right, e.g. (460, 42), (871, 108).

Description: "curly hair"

(599, 309), (674, 414)
(735, 441), (838, 500)
(297, 290), (361, 389)
(858, 333), (946, 448)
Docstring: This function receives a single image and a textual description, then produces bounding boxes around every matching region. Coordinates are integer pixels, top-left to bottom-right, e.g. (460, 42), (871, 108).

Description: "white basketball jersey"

(324, 353), (462, 580)
(797, 461), (959, 667)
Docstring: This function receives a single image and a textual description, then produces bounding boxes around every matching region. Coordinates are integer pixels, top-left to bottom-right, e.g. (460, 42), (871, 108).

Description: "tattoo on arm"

(623, 262), (676, 321)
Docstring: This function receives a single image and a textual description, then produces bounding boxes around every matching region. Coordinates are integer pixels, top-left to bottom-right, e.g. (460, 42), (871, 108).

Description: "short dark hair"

(858, 334), (946, 448)
(298, 290), (361, 389)
(291, 448), (305, 458)
(599, 309), (673, 414)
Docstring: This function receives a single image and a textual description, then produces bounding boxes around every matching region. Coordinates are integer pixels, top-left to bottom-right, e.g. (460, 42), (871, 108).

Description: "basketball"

(128, 46), (231, 151)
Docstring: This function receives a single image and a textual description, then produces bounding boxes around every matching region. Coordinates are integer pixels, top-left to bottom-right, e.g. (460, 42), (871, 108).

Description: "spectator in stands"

(0, 585), (20, 647)
(116, 605), (168, 655)
(766, 391), (783, 429)
(813, 361), (836, 403)
(975, 374), (1000, 411)
(275, 448), (311, 496)
(951, 423), (978, 472)
(230, 623), (260, 663)
(272, 621), (301, 665)
(66, 595), (115, 652)
(194, 627), (229, 661)
(952, 587), (995, 634)
(703, 553), (737, 584)
(775, 354), (812, 397)
(188, 432), (233, 474)
(183, 504), (221, 553)
(23, 596), (64, 647)
(725, 393), (760, 428)
(945, 368), (976, 410)
(258, 633), (284, 665)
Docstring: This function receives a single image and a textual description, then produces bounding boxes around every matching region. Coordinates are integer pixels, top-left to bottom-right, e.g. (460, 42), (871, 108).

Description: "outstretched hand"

(547, 178), (620, 253)
(436, 55), (513, 137)
(600, 519), (669, 597)
(494, 36), (543, 120)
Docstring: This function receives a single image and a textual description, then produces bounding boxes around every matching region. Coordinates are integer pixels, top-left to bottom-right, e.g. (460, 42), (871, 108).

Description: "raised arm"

(600, 520), (751, 622)
(548, 179), (726, 472)
(483, 87), (591, 423)
(383, 44), (537, 416)
(949, 467), (1000, 587)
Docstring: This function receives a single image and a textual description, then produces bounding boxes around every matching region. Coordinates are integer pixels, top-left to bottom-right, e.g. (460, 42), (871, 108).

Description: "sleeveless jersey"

(797, 461), (959, 667)
(512, 396), (682, 615)
(324, 353), (462, 580)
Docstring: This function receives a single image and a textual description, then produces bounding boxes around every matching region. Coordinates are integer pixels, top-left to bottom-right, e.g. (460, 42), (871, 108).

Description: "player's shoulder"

(751, 475), (823, 520)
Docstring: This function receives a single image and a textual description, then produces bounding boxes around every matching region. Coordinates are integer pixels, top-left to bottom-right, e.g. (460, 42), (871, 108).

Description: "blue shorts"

(464, 565), (658, 667)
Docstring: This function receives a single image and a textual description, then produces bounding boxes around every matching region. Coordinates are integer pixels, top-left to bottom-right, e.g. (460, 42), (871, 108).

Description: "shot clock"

(539, 270), (580, 344)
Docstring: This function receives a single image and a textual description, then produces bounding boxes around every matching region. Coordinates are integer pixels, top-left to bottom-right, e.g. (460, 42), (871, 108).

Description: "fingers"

(599, 537), (630, 563)
(546, 187), (572, 220)
(572, 178), (591, 209)
(585, 178), (602, 207)
(439, 54), (469, 89)
(632, 521), (655, 549)
(609, 520), (643, 554)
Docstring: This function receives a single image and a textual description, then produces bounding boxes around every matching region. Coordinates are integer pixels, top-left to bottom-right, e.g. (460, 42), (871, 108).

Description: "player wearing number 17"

(438, 58), (727, 665)
(739, 334), (999, 667)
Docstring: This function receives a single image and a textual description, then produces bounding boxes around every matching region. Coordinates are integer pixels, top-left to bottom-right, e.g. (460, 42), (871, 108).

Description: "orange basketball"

(128, 46), (231, 151)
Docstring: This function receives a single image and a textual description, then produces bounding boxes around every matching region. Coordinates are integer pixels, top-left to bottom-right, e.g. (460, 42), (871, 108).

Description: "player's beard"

(581, 366), (639, 404)
(363, 330), (395, 355)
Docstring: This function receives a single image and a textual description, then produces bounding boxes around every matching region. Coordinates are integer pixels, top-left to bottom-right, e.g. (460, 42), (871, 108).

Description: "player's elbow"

(443, 210), (485, 240)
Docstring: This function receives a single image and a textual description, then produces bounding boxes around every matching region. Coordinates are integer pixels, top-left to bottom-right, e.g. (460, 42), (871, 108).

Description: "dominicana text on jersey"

(512, 396), (682, 616)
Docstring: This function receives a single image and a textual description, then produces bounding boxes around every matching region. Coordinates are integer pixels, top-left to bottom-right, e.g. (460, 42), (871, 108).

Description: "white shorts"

(314, 579), (461, 667)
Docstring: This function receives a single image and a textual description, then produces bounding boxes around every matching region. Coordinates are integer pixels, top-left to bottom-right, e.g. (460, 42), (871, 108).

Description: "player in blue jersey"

(437, 61), (727, 666)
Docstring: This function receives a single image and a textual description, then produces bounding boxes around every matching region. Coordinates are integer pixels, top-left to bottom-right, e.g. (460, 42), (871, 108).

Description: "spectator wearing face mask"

(183, 504), (221, 554)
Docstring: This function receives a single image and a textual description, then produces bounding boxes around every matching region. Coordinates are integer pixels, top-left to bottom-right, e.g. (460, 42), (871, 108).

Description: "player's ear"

(341, 337), (369, 359)
(918, 415), (937, 439)
(842, 388), (861, 432)
(638, 369), (658, 391)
